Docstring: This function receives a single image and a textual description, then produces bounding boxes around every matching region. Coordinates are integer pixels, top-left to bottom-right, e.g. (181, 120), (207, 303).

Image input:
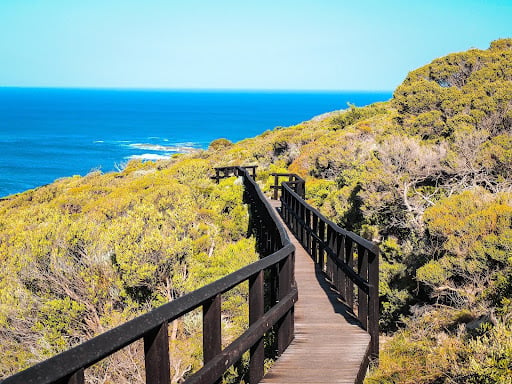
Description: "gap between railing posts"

(277, 174), (379, 365)
(2, 166), (296, 384)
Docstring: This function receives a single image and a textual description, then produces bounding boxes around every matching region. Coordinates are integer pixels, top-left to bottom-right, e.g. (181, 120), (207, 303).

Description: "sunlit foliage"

(2, 38), (511, 384)
(205, 38), (512, 383)
(0, 159), (256, 382)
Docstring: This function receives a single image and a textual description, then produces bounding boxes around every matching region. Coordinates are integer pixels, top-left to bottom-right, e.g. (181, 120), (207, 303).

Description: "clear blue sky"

(1, 0), (511, 91)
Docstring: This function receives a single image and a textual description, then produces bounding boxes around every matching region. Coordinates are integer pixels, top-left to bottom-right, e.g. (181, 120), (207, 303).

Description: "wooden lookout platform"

(261, 199), (371, 384)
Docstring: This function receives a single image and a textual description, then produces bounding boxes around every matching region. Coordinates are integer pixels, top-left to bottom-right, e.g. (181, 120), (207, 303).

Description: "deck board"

(260, 199), (371, 384)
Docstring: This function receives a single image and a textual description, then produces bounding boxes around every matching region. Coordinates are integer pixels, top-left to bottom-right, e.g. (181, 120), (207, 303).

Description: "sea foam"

(126, 153), (170, 161)
(129, 143), (196, 152)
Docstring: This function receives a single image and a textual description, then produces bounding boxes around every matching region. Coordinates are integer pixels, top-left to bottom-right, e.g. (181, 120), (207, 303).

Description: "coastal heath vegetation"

(0, 158), (256, 382)
(1, 38), (512, 383)
(205, 38), (512, 383)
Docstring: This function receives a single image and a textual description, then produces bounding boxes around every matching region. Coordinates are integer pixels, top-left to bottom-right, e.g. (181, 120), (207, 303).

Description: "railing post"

(305, 208), (312, 254)
(318, 220), (326, 272)
(336, 233), (345, 298)
(345, 238), (354, 311)
(144, 322), (171, 384)
(289, 194), (295, 233)
(277, 252), (294, 355)
(249, 271), (264, 384)
(203, 295), (222, 382)
(269, 265), (278, 320)
(357, 245), (369, 330)
(327, 227), (337, 283)
(312, 215), (319, 263)
(62, 369), (84, 384)
(273, 174), (279, 200)
(298, 202), (304, 244)
(368, 250), (379, 361)
(302, 204), (307, 245)
(298, 180), (305, 199)
(281, 187), (288, 224)
(265, 221), (272, 254)
(257, 218), (264, 254)
(293, 196), (299, 235)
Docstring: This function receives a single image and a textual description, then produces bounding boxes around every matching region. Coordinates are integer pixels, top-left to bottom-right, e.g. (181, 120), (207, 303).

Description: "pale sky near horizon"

(1, 0), (511, 91)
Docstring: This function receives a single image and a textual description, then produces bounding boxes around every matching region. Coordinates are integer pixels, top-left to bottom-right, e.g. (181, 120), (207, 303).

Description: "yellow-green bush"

(0, 158), (256, 382)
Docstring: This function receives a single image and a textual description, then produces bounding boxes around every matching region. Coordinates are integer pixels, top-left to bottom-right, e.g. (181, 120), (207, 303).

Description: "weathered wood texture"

(261, 199), (371, 384)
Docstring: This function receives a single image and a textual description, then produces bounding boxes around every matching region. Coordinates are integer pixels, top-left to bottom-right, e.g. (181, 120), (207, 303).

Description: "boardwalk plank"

(260, 199), (370, 384)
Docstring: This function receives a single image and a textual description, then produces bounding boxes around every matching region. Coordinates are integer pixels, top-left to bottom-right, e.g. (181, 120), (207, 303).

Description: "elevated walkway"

(261, 199), (371, 384)
(3, 167), (377, 384)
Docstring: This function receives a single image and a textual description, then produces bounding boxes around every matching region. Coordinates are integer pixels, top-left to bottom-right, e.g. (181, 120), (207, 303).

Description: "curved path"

(260, 199), (371, 384)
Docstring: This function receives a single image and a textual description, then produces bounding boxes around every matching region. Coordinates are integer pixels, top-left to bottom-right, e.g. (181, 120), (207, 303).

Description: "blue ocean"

(0, 88), (391, 197)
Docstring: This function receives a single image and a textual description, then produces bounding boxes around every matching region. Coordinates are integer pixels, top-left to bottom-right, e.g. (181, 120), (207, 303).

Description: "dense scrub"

(205, 39), (512, 383)
(1, 38), (511, 383)
(0, 159), (256, 382)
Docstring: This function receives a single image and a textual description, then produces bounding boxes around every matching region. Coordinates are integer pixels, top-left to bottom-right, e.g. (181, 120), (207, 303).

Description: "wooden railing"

(212, 165), (257, 183)
(4, 167), (379, 384)
(269, 173), (305, 200)
(3, 167), (296, 384)
(273, 174), (379, 365)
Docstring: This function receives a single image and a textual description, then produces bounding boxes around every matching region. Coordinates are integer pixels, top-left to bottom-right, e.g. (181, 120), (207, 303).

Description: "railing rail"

(3, 167), (296, 384)
(213, 165), (257, 183)
(269, 173), (305, 200)
(4, 166), (379, 384)
(275, 174), (379, 366)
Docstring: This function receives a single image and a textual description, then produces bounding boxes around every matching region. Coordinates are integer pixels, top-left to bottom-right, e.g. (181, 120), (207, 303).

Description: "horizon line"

(0, 85), (394, 93)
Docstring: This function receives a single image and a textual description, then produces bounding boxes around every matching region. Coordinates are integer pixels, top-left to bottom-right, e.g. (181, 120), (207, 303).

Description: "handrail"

(3, 167), (296, 384)
(270, 173), (305, 200)
(277, 174), (379, 367)
(213, 165), (257, 183)
(4, 167), (379, 384)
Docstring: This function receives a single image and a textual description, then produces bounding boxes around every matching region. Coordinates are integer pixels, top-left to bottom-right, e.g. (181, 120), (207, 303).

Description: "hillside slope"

(207, 39), (512, 383)
(1, 39), (511, 383)
(0, 160), (256, 381)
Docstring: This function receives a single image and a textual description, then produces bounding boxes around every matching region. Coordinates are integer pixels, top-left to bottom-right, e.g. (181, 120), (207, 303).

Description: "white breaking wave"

(129, 143), (196, 152)
(126, 154), (170, 161)
(176, 142), (198, 148)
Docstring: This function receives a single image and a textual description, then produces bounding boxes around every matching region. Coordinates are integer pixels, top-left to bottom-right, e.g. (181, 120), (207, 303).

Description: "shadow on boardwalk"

(311, 262), (363, 328)
(260, 200), (371, 384)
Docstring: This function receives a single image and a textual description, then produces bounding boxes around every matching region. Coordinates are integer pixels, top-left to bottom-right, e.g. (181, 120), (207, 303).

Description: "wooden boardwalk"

(261, 200), (371, 384)
(2, 168), (376, 384)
